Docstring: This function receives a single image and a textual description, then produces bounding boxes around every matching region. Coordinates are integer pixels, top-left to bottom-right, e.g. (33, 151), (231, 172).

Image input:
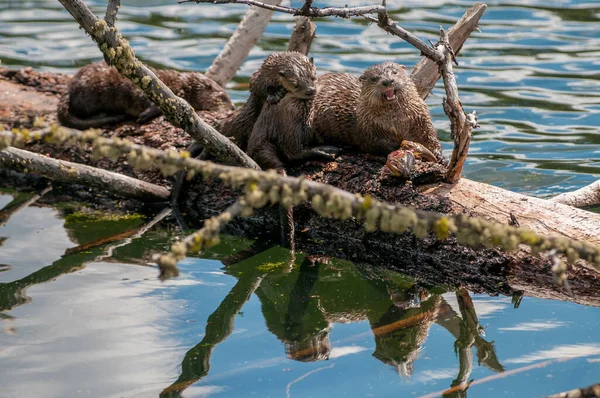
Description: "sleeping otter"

(57, 61), (234, 129)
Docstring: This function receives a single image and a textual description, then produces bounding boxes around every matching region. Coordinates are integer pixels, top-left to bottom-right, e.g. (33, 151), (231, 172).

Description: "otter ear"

(400, 65), (406, 70)
(278, 71), (286, 77)
(309, 57), (314, 65)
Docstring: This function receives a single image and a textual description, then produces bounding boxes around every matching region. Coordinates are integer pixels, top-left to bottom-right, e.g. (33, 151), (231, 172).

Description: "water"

(1, 191), (600, 397)
(1, 0), (600, 396)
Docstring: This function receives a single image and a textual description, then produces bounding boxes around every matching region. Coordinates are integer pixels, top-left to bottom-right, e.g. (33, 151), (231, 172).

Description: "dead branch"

(288, 17), (316, 54)
(367, 13), (443, 62)
(411, 3), (486, 99)
(0, 147), (170, 202)
(179, 0), (385, 18)
(552, 179), (600, 208)
(57, 0), (259, 170)
(205, 0), (284, 87)
(437, 28), (477, 183)
(6, 125), (598, 277)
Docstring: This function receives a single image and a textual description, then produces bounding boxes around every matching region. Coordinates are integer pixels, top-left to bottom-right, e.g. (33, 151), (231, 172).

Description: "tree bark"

(420, 178), (600, 247)
(552, 179), (600, 208)
(0, 147), (170, 202)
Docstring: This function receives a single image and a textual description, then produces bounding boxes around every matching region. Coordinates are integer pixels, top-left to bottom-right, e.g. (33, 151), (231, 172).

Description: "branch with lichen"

(3, 125), (599, 281)
(56, 0), (259, 170)
(157, 200), (243, 280)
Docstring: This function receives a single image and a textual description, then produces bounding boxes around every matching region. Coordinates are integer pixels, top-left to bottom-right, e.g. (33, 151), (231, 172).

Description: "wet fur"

(311, 62), (442, 159)
(217, 52), (317, 151)
(57, 62), (234, 129)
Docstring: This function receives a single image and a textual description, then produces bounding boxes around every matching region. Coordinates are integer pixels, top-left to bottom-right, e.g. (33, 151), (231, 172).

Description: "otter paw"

(314, 145), (341, 157)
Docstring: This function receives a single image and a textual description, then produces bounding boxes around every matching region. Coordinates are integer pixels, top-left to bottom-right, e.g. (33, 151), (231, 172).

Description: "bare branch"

(57, 0), (259, 170)
(104, 0), (120, 27)
(436, 27), (475, 183)
(410, 3), (486, 99)
(179, 0), (385, 18)
(288, 16), (316, 54)
(0, 147), (171, 202)
(365, 13), (443, 62)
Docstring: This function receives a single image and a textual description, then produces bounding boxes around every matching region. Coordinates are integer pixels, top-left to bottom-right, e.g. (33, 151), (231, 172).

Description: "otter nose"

(382, 79), (394, 87)
(305, 87), (316, 97)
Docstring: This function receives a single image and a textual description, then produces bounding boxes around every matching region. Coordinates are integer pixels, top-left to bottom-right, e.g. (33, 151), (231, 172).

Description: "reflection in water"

(163, 249), (504, 397)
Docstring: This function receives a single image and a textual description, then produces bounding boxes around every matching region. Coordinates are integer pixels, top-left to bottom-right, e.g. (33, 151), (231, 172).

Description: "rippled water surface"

(2, 0), (600, 195)
(1, 0), (600, 397)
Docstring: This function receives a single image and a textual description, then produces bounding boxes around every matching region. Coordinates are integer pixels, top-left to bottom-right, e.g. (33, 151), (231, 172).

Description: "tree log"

(421, 178), (600, 247)
(0, 147), (170, 202)
(552, 179), (600, 208)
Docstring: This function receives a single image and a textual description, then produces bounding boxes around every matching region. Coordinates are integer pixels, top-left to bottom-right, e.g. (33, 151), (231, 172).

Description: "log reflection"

(165, 255), (505, 397)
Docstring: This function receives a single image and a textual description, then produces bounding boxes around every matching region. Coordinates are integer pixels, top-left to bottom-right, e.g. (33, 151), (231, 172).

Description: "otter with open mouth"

(310, 61), (444, 175)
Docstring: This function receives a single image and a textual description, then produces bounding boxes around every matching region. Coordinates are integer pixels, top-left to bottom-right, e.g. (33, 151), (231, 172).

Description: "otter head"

(275, 54), (317, 100)
(185, 74), (236, 112)
(359, 62), (408, 104)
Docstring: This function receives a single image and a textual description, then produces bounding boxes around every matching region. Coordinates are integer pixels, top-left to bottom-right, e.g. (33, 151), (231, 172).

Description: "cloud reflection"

(505, 344), (600, 364)
(499, 321), (567, 332)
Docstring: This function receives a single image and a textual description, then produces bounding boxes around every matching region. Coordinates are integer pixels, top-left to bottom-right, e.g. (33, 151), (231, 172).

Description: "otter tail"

(57, 93), (128, 129)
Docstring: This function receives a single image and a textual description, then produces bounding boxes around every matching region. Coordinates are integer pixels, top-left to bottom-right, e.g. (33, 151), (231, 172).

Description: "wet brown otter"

(310, 62), (443, 161)
(244, 54), (339, 169)
(246, 91), (338, 170)
(57, 61), (234, 129)
(217, 52), (318, 152)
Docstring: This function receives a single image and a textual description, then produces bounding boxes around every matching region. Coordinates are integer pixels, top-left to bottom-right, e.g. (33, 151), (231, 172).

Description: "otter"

(217, 52), (318, 152)
(246, 91), (338, 170)
(57, 61), (234, 129)
(310, 62), (443, 161)
(244, 54), (339, 169)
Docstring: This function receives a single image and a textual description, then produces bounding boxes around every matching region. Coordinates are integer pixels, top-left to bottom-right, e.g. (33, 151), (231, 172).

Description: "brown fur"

(57, 61), (234, 129)
(217, 52), (317, 152)
(311, 62), (442, 159)
(247, 94), (314, 170)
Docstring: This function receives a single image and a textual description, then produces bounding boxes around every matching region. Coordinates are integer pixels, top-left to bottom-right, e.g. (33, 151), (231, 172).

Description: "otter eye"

(278, 71), (286, 77)
(370, 76), (379, 83)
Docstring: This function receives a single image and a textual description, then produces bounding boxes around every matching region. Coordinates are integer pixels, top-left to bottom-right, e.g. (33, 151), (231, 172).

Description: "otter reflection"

(256, 257), (450, 374)
(162, 249), (504, 397)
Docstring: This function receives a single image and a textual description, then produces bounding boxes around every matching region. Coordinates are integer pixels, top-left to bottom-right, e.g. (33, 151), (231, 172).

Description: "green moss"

(65, 211), (145, 224)
(257, 261), (286, 273)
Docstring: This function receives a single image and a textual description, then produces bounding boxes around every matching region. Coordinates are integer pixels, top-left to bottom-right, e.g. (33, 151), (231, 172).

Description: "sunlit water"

(1, 0), (600, 396)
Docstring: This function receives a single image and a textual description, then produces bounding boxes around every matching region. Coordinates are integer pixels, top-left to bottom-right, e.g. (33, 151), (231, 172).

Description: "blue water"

(1, 0), (600, 396)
